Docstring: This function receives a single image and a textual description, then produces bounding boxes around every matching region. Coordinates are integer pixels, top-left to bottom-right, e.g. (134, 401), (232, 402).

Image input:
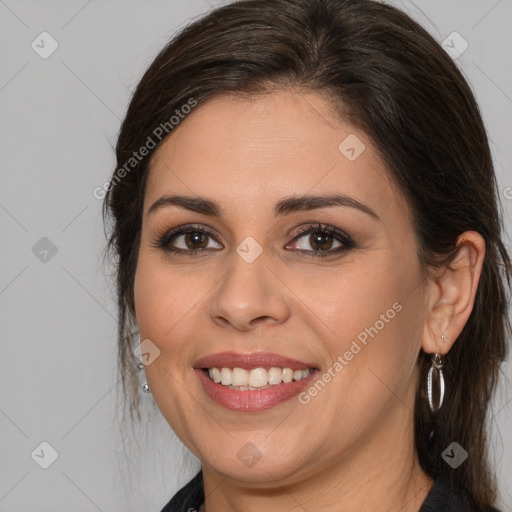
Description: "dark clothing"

(418, 475), (500, 512)
(160, 469), (204, 512)
(160, 469), (501, 512)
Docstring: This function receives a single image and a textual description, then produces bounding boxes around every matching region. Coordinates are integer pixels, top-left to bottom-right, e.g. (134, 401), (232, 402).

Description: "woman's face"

(134, 89), (429, 483)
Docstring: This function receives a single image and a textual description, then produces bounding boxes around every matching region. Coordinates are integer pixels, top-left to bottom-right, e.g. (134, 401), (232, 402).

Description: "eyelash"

(152, 223), (355, 258)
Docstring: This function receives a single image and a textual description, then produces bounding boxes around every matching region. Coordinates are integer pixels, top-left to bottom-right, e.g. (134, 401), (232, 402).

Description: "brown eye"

(155, 225), (223, 255)
(290, 228), (343, 252)
(184, 231), (209, 249)
(285, 223), (354, 258)
(308, 231), (336, 251)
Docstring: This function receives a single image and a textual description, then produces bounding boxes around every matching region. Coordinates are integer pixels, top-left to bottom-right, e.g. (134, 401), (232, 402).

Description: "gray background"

(1, 0), (511, 510)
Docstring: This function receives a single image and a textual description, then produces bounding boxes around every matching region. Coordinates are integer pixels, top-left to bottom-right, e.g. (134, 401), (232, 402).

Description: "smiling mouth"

(202, 366), (314, 390)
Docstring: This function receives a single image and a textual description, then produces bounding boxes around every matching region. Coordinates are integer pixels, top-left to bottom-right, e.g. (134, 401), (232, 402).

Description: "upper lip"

(194, 351), (317, 370)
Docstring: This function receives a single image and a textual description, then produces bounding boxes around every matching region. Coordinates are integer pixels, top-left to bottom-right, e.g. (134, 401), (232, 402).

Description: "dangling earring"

(427, 333), (445, 413)
(138, 361), (151, 393)
(129, 329), (151, 394)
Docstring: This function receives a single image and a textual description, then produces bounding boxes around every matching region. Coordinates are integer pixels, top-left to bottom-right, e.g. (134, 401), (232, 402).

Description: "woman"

(102, 0), (511, 510)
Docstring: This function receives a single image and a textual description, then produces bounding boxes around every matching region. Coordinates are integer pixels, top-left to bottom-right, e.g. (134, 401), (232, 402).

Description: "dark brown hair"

(102, 0), (511, 507)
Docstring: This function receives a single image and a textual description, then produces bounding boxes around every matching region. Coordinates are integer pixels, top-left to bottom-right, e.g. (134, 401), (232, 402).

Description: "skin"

(133, 89), (485, 512)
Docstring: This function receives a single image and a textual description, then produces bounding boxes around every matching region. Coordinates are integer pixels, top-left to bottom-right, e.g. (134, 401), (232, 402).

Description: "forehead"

(144, 90), (405, 221)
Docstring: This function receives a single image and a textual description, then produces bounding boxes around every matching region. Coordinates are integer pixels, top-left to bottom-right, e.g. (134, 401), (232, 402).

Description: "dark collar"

(160, 469), (500, 512)
(419, 473), (500, 512)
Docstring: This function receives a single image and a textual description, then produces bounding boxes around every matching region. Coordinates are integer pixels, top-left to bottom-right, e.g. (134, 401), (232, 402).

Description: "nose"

(208, 250), (290, 331)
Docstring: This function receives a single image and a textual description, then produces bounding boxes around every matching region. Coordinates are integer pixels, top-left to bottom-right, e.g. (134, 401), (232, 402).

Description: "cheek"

(295, 260), (408, 347)
(133, 259), (167, 334)
(296, 257), (423, 403)
(134, 253), (201, 342)
(133, 255), (204, 438)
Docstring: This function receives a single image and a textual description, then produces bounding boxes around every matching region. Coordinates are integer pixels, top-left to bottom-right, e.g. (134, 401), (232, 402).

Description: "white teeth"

(249, 368), (268, 388)
(220, 368), (232, 386)
(232, 367), (247, 387)
(268, 367), (283, 385)
(206, 367), (311, 388)
(210, 367), (221, 383)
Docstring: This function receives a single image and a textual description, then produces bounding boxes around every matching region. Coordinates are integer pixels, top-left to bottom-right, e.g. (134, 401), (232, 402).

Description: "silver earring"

(427, 337), (445, 413)
(137, 361), (151, 393)
(128, 329), (151, 394)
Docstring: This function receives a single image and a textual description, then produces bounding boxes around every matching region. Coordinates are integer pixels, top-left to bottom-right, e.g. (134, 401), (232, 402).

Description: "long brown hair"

(102, 0), (512, 507)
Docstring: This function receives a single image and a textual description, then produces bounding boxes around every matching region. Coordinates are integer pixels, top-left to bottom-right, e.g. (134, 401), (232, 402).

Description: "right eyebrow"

(148, 195), (221, 217)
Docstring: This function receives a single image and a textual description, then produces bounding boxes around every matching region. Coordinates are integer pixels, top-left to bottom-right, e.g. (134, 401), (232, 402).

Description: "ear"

(421, 231), (486, 355)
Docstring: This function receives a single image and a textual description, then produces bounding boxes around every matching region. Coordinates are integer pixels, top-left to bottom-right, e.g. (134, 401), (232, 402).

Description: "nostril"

(250, 315), (272, 325)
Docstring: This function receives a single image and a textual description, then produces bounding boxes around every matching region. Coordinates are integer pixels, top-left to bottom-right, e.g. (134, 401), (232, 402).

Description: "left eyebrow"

(273, 194), (380, 220)
(147, 193), (380, 221)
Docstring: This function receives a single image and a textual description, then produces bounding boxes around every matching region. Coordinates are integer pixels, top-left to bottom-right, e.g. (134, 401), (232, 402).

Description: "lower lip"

(194, 368), (317, 412)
